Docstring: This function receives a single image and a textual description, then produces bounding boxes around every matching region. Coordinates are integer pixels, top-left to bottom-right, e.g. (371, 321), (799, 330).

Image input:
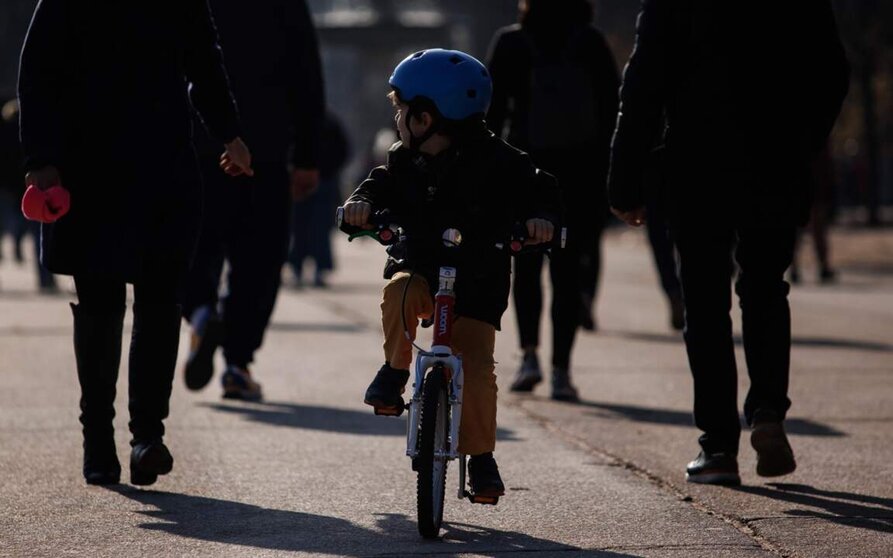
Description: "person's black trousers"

(73, 269), (181, 445)
(578, 215), (607, 321)
(183, 160), (291, 368)
(513, 242), (582, 370)
(674, 226), (796, 455)
(645, 197), (682, 301)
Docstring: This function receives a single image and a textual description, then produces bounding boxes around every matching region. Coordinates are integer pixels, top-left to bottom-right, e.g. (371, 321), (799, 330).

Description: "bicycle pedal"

(373, 405), (404, 417)
(468, 494), (500, 506)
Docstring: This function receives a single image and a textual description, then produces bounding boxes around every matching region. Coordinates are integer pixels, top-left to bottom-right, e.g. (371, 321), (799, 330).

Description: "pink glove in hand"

(22, 184), (71, 223)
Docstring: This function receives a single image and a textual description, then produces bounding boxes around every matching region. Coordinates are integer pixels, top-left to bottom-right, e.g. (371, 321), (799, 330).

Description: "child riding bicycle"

(340, 49), (562, 499)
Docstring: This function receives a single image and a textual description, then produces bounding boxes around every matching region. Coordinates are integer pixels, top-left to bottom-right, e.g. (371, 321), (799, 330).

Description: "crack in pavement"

(370, 541), (760, 557)
(747, 515), (893, 522)
(505, 399), (798, 558)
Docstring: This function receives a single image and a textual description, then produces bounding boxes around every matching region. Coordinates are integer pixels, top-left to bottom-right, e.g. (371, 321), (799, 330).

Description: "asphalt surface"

(0, 228), (890, 557)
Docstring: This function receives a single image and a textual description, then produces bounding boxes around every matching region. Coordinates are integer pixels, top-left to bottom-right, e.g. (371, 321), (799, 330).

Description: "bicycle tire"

(416, 365), (450, 539)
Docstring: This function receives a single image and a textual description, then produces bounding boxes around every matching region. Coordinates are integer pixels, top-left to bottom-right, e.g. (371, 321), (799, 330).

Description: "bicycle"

(336, 207), (565, 539)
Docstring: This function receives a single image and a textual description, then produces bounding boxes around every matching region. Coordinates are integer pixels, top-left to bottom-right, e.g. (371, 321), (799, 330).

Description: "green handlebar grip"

(348, 230), (379, 242)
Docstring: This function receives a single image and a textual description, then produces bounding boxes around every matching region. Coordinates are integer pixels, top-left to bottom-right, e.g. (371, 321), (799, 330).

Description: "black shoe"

(670, 294), (685, 331)
(685, 451), (741, 486)
(130, 439), (174, 486)
(221, 365), (263, 402)
(364, 364), (409, 413)
(580, 293), (597, 332)
(510, 352), (542, 392)
(468, 452), (505, 498)
(551, 367), (579, 402)
(580, 312), (597, 332)
(83, 438), (120, 485)
(184, 306), (222, 391)
(751, 409), (797, 477)
(819, 268), (837, 284)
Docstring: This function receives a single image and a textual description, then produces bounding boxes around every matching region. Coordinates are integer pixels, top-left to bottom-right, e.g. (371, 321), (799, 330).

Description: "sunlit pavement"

(1, 227), (891, 557)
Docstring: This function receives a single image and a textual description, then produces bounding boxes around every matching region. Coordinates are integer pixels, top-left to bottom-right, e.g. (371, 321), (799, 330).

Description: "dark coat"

(346, 128), (561, 330)
(486, 23), (619, 218)
(18, 0), (241, 280)
(192, 0), (324, 168)
(608, 0), (850, 227)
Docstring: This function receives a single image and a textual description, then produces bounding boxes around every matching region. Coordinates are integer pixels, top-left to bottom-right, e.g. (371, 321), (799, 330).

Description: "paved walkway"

(0, 227), (890, 557)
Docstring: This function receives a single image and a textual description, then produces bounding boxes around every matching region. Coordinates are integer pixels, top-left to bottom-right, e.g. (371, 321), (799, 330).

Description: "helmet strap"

(406, 105), (441, 152)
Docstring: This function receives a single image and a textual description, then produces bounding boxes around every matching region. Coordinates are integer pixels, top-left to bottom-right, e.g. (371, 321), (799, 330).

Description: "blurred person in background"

(609, 0), (848, 485)
(0, 98), (27, 268)
(0, 98), (20, 269)
(182, 0), (324, 401)
(487, 0), (619, 401)
(1, 98), (57, 292)
(289, 110), (350, 288)
(790, 143), (837, 284)
(18, 0), (251, 486)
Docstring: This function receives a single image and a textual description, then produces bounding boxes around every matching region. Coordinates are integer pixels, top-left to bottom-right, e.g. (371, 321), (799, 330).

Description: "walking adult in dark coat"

(18, 0), (252, 486)
(609, 0), (849, 485)
(289, 110), (351, 288)
(181, 0), (324, 401)
(487, 0), (619, 401)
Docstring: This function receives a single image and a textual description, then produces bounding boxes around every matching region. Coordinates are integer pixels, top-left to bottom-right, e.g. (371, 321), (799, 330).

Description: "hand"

(290, 168), (320, 201)
(25, 166), (61, 191)
(220, 137), (254, 177)
(612, 206), (646, 227)
(525, 218), (555, 245)
(342, 201), (373, 228)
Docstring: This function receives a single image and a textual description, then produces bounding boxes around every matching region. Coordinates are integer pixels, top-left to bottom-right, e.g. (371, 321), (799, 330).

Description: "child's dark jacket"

(346, 128), (561, 329)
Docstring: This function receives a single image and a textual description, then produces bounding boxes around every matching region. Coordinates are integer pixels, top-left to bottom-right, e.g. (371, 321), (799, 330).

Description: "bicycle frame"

(405, 266), (464, 465)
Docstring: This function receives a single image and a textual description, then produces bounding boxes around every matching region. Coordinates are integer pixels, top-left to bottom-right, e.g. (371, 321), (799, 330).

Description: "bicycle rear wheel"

(416, 365), (450, 539)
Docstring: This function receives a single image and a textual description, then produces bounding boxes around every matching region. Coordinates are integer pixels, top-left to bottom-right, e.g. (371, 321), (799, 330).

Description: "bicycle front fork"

(405, 351), (464, 463)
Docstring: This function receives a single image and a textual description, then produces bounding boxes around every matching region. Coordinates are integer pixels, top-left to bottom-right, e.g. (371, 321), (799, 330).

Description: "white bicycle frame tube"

(405, 349), (463, 460)
(405, 265), (464, 461)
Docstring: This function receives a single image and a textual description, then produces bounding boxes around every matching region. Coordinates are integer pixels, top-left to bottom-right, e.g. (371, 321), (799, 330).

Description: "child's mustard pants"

(381, 272), (497, 456)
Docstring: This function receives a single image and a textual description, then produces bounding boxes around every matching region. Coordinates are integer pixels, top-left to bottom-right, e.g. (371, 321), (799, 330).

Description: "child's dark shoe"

(364, 364), (409, 415)
(468, 452), (505, 500)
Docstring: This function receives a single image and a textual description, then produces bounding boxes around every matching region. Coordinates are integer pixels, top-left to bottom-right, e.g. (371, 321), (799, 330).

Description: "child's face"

(393, 101), (412, 146)
(392, 99), (432, 146)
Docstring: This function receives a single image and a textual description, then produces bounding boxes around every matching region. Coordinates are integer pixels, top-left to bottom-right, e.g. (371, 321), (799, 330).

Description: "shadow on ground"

(202, 401), (520, 442)
(603, 330), (893, 353)
(110, 487), (633, 556)
(563, 399), (845, 437)
(374, 513), (640, 556)
(735, 483), (893, 534)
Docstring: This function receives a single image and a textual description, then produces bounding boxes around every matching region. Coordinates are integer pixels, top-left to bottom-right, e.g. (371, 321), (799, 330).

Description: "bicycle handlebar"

(335, 206), (567, 254)
(336, 207), (402, 245)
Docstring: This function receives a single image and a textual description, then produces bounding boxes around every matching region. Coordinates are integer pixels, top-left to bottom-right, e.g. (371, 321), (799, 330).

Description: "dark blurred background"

(2, 0), (891, 224)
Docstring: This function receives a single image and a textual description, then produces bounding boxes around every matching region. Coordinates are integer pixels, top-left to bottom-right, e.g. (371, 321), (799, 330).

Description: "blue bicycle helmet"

(389, 49), (492, 121)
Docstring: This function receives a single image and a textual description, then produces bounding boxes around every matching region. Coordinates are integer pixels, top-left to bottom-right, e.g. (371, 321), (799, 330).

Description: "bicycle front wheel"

(416, 365), (450, 539)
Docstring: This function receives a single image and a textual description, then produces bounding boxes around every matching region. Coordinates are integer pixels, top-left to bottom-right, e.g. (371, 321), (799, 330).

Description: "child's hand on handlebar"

(524, 218), (554, 245)
(343, 201), (374, 229)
